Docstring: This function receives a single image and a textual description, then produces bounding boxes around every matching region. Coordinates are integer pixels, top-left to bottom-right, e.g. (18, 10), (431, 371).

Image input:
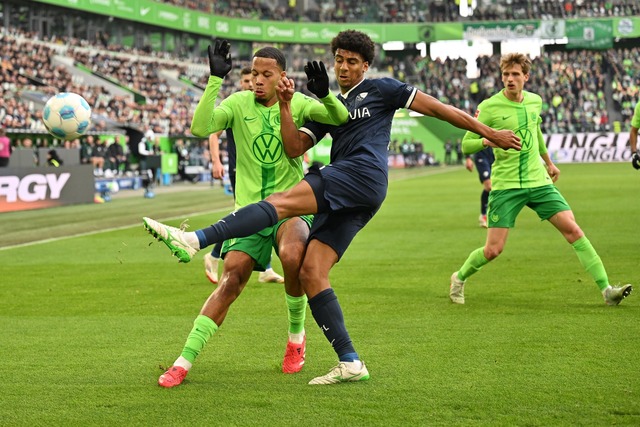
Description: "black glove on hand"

(304, 61), (329, 98)
(208, 39), (232, 78)
(632, 151), (640, 170)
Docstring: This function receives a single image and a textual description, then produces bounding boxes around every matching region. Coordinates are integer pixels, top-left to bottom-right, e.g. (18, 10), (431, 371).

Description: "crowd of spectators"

(411, 55), (474, 116)
(470, 0), (639, 21)
(475, 50), (612, 134)
(607, 47), (640, 130)
(1, 18), (638, 172)
(153, 0), (640, 22)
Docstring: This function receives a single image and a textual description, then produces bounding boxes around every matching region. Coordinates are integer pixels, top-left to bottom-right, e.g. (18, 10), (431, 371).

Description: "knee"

(484, 245), (502, 260)
(278, 246), (305, 272)
(217, 272), (245, 301)
(298, 262), (321, 289)
(566, 227), (585, 244)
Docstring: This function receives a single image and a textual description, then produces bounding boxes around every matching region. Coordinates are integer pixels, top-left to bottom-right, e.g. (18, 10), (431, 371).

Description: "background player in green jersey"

(629, 101), (640, 170)
(450, 53), (633, 306)
(156, 40), (348, 388)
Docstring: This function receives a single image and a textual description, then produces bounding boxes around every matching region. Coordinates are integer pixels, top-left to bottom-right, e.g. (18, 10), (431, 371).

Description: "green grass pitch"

(1, 163), (638, 426)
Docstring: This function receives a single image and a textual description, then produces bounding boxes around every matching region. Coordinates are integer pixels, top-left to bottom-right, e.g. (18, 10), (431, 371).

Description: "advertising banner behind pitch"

(0, 165), (94, 213)
(546, 132), (633, 163)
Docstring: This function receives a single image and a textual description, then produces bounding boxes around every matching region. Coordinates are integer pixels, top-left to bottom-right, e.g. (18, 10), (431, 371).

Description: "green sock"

(285, 293), (307, 334)
(458, 247), (490, 281)
(571, 236), (609, 291)
(180, 315), (219, 364)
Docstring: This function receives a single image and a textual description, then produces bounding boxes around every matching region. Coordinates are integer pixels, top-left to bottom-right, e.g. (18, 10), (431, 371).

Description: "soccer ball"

(42, 92), (92, 140)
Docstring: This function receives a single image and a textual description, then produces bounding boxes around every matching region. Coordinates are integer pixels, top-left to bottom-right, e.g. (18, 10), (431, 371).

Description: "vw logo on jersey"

(516, 128), (533, 150)
(252, 133), (283, 164)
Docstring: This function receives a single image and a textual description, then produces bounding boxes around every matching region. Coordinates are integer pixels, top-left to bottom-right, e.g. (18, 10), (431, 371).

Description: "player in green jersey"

(156, 40), (348, 388)
(204, 67), (285, 285)
(629, 102), (640, 170)
(450, 52), (633, 306)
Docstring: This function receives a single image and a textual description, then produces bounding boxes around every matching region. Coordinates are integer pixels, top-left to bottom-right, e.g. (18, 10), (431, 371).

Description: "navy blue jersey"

(302, 78), (416, 177)
(300, 78), (416, 213)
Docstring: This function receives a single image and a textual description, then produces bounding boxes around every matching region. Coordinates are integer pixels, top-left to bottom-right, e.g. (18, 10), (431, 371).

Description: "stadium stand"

(150, 0), (640, 22)
(2, 0), (639, 172)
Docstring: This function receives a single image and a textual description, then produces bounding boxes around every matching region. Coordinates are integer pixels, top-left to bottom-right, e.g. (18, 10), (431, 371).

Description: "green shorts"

(221, 215), (313, 271)
(487, 185), (571, 228)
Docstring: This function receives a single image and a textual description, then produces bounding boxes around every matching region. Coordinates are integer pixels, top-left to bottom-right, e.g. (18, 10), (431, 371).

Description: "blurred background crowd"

(1, 0), (638, 174)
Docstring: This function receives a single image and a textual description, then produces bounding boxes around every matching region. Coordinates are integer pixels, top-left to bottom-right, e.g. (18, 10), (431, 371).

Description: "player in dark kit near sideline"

(204, 66), (285, 285)
(153, 41), (349, 388)
(465, 146), (495, 227)
(143, 30), (521, 384)
(450, 53), (632, 306)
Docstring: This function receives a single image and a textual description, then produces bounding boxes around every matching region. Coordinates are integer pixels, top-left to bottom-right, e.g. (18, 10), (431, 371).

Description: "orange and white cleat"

(158, 366), (188, 388)
(282, 336), (306, 374)
(203, 253), (219, 284)
(258, 268), (284, 284)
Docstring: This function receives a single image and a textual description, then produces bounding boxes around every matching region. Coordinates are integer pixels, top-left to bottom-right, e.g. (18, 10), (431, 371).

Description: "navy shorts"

(474, 149), (494, 183)
(303, 163), (385, 260)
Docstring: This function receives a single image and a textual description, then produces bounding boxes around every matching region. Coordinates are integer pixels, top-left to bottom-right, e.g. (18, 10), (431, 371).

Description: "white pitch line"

(0, 207), (233, 251)
(0, 167), (462, 251)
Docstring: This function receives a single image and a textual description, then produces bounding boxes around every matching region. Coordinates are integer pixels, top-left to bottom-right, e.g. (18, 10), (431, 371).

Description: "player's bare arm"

(465, 156), (474, 172)
(208, 131), (224, 179)
(541, 152), (560, 182)
(410, 91), (521, 151)
(277, 77), (314, 158)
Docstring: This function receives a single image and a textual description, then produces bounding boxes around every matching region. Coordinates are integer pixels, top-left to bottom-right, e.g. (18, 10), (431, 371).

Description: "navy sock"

(308, 288), (358, 361)
(197, 200), (278, 249)
(481, 189), (489, 215)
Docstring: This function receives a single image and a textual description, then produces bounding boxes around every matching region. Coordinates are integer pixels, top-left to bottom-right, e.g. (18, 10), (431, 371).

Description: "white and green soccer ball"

(42, 92), (92, 140)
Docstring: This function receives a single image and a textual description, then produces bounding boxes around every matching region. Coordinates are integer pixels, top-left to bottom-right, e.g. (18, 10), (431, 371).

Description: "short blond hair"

(500, 53), (531, 75)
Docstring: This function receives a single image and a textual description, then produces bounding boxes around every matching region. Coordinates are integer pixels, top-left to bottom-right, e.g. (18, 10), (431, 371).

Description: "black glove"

(304, 61), (329, 98)
(208, 39), (232, 78)
(632, 151), (640, 170)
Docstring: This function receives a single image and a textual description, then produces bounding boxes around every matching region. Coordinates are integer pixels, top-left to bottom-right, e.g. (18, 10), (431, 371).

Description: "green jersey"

(462, 90), (552, 191)
(191, 76), (347, 209)
(631, 102), (640, 129)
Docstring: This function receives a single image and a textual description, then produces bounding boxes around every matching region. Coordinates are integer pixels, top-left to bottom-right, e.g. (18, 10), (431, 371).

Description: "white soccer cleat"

(450, 272), (465, 304)
(258, 268), (284, 284)
(203, 253), (219, 284)
(308, 361), (370, 385)
(479, 214), (487, 228)
(142, 217), (199, 263)
(603, 284), (633, 306)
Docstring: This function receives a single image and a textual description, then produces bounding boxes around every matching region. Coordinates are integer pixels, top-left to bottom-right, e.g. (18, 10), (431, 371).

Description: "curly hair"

(331, 30), (375, 64)
(500, 53), (531, 75)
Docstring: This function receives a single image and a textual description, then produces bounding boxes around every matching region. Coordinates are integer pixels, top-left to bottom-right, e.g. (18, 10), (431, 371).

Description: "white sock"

(288, 330), (305, 344)
(173, 356), (192, 371)
(185, 232), (200, 249)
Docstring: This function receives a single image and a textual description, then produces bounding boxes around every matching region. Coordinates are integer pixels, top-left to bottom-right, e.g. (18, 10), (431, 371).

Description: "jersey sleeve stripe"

(299, 126), (319, 146)
(404, 87), (418, 109)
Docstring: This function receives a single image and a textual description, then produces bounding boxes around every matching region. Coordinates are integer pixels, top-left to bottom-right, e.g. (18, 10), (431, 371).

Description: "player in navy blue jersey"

(465, 146), (495, 227)
(143, 29), (521, 384)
